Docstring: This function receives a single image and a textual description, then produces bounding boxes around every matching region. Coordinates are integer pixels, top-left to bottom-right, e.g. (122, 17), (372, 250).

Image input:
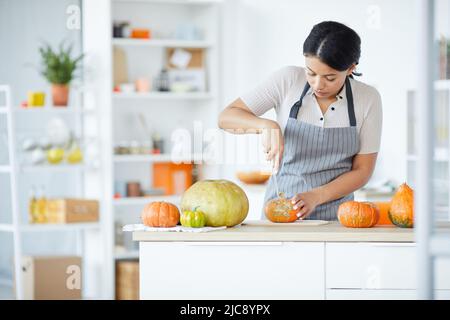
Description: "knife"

(273, 168), (280, 197)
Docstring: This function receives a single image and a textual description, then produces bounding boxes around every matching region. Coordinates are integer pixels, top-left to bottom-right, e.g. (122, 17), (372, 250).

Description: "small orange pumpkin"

(389, 183), (414, 228)
(141, 201), (180, 227)
(337, 201), (380, 228)
(265, 193), (300, 223)
(374, 201), (393, 225)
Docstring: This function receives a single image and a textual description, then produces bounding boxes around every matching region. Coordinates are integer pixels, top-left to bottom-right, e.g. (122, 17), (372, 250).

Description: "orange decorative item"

(51, 84), (69, 106)
(153, 162), (193, 195)
(374, 201), (393, 225)
(131, 28), (151, 39)
(135, 78), (150, 92)
(236, 171), (271, 185)
(337, 201), (380, 228)
(389, 183), (414, 228)
(265, 193), (300, 223)
(141, 201), (180, 227)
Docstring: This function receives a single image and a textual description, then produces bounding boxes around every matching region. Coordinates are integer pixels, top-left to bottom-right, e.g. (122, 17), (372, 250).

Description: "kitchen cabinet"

(326, 243), (417, 290)
(133, 221), (450, 300)
(140, 242), (324, 300)
(326, 243), (450, 291)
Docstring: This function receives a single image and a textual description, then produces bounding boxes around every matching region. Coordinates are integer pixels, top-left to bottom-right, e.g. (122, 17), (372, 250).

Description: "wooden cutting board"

(243, 220), (330, 226)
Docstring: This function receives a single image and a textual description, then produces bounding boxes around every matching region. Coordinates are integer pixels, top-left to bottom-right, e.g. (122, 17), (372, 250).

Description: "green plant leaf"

(38, 40), (84, 85)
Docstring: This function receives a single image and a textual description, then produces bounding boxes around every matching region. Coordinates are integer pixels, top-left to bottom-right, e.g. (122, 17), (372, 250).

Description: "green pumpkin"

(180, 180), (249, 227)
(180, 208), (206, 228)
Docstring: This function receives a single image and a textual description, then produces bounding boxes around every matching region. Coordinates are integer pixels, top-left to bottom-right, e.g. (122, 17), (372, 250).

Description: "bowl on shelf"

(236, 171), (271, 185)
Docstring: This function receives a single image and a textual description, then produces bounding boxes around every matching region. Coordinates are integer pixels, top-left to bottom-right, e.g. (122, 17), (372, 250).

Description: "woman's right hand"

(261, 120), (284, 173)
(217, 99), (284, 172)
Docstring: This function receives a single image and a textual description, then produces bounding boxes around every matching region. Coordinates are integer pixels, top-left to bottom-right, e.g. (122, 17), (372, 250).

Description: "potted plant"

(39, 42), (84, 106)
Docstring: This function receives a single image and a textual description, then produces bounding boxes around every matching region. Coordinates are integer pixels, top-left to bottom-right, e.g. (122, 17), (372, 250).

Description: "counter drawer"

(326, 243), (450, 290)
(140, 242), (324, 300)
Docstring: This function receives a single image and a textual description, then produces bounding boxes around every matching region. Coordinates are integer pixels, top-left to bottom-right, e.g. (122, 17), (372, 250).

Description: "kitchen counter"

(133, 220), (420, 242)
(135, 220), (450, 300)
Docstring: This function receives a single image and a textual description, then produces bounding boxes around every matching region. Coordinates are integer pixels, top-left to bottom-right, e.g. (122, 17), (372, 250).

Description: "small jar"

(129, 140), (141, 155)
(126, 182), (142, 197)
(115, 141), (130, 155)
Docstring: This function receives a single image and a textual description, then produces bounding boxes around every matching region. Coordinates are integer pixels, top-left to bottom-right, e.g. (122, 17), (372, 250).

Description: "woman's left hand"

(290, 191), (322, 220)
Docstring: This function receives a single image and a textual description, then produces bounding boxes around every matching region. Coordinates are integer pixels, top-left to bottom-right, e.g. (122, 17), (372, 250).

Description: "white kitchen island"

(133, 221), (450, 300)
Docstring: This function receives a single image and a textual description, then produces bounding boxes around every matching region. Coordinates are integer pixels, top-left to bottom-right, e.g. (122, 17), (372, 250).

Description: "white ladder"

(0, 85), (23, 299)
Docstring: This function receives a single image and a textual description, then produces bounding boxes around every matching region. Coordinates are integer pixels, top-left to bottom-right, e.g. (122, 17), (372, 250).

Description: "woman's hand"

(290, 191), (323, 220)
(261, 120), (284, 173)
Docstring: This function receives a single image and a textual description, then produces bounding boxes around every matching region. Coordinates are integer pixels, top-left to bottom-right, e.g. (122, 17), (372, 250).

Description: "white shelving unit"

(407, 80), (450, 221)
(0, 85), (105, 299)
(83, 0), (222, 299)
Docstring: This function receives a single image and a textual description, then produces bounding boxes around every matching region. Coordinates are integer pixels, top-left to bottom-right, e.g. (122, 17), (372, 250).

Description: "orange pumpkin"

(265, 193), (300, 223)
(337, 201), (380, 228)
(389, 183), (414, 228)
(141, 201), (180, 227)
(374, 201), (393, 225)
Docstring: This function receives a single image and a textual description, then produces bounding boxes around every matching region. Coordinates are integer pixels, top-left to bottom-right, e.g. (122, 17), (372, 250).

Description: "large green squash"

(180, 180), (249, 227)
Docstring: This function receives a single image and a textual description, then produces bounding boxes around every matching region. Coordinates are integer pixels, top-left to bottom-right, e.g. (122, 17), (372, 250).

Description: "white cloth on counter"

(122, 224), (227, 233)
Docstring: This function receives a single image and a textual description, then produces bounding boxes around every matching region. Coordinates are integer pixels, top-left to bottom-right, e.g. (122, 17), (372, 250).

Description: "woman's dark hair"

(303, 21), (362, 77)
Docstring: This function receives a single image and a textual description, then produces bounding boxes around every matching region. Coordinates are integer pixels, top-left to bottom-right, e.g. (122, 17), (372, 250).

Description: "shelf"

(114, 154), (196, 163)
(19, 164), (95, 173)
(113, 195), (181, 206)
(112, 38), (214, 48)
(20, 223), (100, 232)
(112, 92), (214, 101)
(0, 222), (100, 232)
(114, 249), (139, 260)
(0, 108), (7, 114)
(13, 107), (95, 115)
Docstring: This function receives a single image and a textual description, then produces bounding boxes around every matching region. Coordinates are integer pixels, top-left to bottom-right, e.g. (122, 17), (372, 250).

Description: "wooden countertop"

(132, 220), (442, 242)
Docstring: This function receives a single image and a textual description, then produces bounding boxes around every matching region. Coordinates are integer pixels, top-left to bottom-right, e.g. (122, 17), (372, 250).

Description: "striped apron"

(262, 77), (360, 221)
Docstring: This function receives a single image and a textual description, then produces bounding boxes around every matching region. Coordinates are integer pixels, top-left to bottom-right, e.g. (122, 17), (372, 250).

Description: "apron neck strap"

(289, 77), (357, 127)
(288, 81), (311, 119)
(345, 77), (357, 127)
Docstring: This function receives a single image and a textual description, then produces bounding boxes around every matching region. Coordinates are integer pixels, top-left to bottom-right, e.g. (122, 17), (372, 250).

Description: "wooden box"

(46, 199), (99, 223)
(18, 256), (82, 300)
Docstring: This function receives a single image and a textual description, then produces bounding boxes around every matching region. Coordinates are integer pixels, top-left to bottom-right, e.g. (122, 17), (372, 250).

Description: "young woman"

(218, 21), (382, 221)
